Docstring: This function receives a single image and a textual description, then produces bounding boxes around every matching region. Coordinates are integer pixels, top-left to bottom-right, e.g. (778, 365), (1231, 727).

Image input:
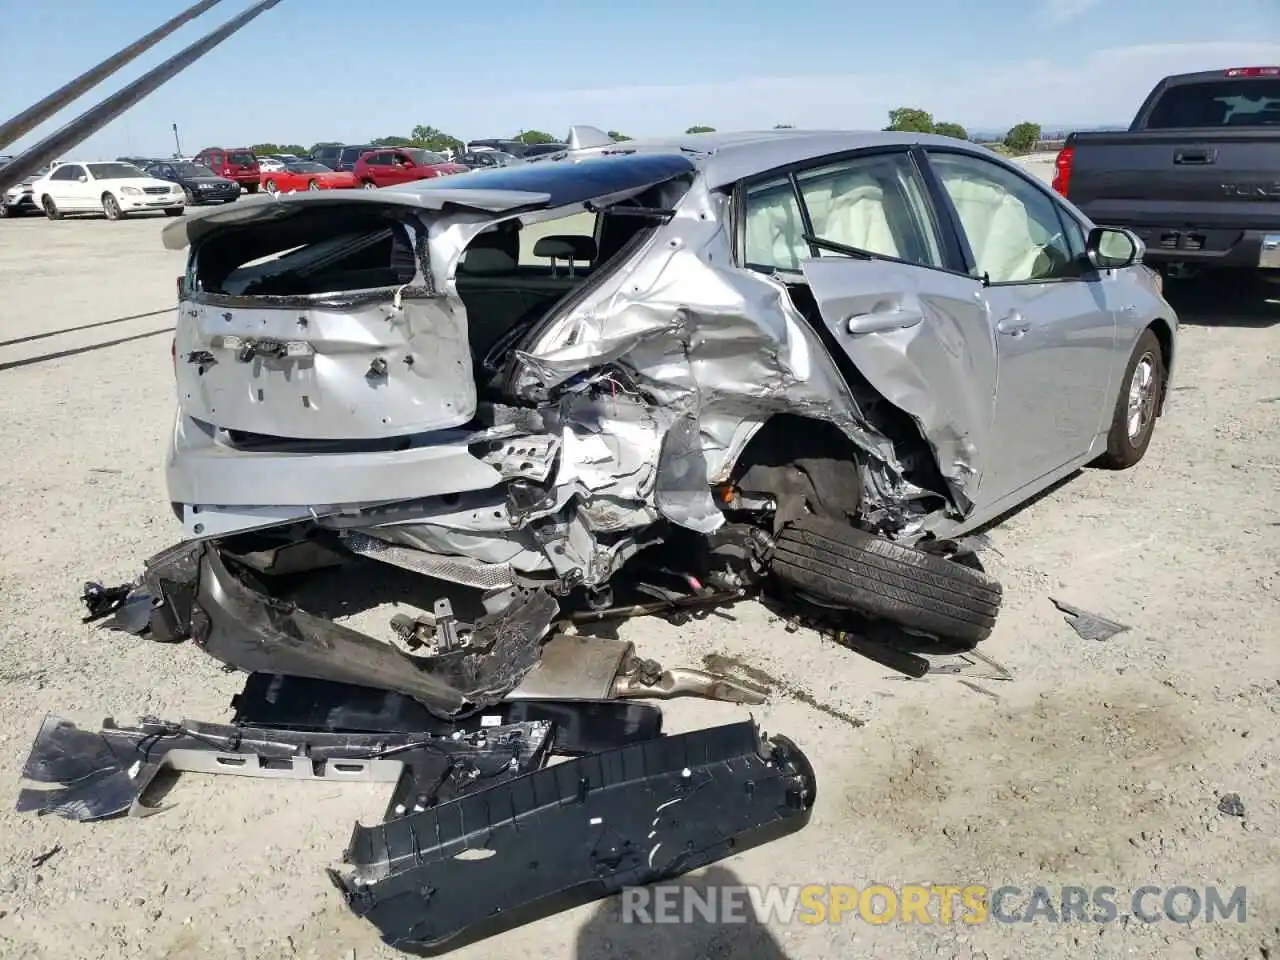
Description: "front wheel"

(0, 203), (11, 219)
(102, 193), (125, 220)
(183, 186), (195, 205)
(362, 180), (378, 190)
(1097, 327), (1165, 470)
(307, 180), (321, 191)
(42, 196), (62, 220)
(263, 179), (277, 196)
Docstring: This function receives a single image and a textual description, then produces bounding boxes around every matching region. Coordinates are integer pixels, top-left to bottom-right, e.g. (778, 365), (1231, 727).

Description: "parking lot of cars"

(0, 137), (1276, 959)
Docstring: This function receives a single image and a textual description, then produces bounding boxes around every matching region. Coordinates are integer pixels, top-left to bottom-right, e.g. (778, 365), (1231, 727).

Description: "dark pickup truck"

(1053, 66), (1280, 279)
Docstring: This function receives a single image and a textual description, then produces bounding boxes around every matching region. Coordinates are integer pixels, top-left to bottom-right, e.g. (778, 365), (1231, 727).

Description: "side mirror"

(77, 175), (88, 182)
(1086, 226), (1144, 270)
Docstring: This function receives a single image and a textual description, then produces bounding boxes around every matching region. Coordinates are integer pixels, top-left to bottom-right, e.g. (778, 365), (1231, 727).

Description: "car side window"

(796, 153), (943, 268)
(50, 166), (74, 181)
(742, 152), (945, 272)
(742, 176), (807, 271)
(927, 151), (1078, 284)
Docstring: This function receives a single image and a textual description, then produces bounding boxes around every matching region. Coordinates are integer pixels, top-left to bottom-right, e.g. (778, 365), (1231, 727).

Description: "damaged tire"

(771, 515), (1002, 643)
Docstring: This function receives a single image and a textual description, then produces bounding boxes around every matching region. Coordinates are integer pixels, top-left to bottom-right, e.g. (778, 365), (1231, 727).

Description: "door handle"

(996, 312), (1030, 337)
(846, 308), (923, 335)
(1173, 149), (1215, 165)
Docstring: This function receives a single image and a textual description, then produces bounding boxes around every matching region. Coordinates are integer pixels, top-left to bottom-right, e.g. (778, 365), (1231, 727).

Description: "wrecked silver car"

(139, 128), (1177, 714)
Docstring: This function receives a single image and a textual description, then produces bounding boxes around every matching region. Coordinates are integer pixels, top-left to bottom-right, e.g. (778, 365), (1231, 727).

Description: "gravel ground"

(0, 207), (1276, 960)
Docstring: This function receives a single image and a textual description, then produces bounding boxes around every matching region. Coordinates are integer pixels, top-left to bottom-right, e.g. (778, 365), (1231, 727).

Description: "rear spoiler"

(0, 0), (285, 194)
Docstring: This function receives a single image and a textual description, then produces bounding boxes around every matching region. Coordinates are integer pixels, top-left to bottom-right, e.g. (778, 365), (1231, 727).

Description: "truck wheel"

(1097, 327), (1164, 470)
(42, 196), (62, 220)
(363, 180), (378, 190)
(771, 515), (1003, 643)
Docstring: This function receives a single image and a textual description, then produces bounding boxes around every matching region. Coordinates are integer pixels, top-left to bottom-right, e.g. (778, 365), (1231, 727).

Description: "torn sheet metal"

(139, 540), (559, 716)
(1051, 598), (1132, 642)
(16, 713), (552, 823)
(330, 720), (816, 952)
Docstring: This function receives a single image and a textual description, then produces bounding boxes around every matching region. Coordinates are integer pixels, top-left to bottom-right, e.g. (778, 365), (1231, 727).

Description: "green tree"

(411, 125), (465, 153)
(932, 121), (969, 140)
(374, 135), (415, 147)
(1003, 121), (1042, 154)
(250, 143), (281, 155)
(279, 144), (308, 155)
(685, 125), (716, 134)
(607, 130), (632, 141)
(517, 130), (557, 144)
(884, 107), (935, 133)
(774, 123), (795, 129)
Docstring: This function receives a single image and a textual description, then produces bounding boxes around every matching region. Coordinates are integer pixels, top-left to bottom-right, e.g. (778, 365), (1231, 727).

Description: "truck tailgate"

(1067, 130), (1280, 229)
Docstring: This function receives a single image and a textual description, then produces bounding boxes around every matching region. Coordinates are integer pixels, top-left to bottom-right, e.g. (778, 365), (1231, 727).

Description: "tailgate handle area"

(1173, 149), (1216, 165)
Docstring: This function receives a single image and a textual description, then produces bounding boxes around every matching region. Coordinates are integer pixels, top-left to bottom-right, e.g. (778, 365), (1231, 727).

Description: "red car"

(193, 147), (261, 193)
(260, 161), (357, 194)
(352, 147), (468, 189)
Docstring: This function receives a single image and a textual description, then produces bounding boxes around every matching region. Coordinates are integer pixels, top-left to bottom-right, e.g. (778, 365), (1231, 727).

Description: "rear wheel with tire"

(771, 515), (1003, 643)
(183, 186), (195, 205)
(0, 203), (11, 219)
(1097, 327), (1165, 470)
(42, 196), (62, 220)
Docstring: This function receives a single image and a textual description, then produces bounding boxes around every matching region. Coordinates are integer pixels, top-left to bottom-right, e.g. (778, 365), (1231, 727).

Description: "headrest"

(533, 234), (597, 261)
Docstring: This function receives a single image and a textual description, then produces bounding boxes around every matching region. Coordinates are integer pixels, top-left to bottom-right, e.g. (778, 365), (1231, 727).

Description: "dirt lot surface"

(0, 209), (1276, 960)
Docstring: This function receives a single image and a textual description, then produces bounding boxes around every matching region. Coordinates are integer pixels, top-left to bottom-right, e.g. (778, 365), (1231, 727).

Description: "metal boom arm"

(0, 0), (284, 194)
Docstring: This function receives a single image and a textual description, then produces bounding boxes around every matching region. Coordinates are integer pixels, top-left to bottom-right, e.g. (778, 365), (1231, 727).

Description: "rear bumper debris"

(330, 720), (816, 953)
(16, 674), (816, 954)
(138, 539), (560, 717)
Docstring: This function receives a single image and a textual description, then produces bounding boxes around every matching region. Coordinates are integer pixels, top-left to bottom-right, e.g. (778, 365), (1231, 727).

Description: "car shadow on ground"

(573, 865), (796, 960)
(1163, 271), (1280, 328)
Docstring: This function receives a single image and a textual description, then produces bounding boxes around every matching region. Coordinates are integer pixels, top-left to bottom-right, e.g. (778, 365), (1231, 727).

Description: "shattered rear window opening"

(194, 207), (419, 297)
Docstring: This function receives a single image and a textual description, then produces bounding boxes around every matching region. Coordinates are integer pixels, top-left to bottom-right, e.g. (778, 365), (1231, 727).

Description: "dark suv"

(311, 143), (377, 172)
(192, 147), (260, 193)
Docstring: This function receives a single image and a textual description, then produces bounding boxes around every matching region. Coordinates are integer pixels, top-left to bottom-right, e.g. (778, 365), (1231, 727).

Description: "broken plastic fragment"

(1050, 598), (1131, 642)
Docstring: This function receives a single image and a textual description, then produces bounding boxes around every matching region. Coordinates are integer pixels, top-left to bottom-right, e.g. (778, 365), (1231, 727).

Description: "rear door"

(923, 149), (1116, 504)
(742, 148), (996, 509)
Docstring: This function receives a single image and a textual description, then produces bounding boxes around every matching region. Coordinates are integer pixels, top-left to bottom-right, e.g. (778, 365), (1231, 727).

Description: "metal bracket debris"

(17, 713), (553, 823)
(1050, 598), (1132, 642)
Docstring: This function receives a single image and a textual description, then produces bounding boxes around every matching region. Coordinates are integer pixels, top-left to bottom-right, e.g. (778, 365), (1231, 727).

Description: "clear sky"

(1, 0), (1277, 158)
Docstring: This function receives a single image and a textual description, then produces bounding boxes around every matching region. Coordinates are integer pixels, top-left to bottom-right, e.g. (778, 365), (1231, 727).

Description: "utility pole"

(172, 123), (183, 158)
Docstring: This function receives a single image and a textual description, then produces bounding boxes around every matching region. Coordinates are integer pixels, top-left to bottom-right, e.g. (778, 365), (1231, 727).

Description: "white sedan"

(31, 161), (185, 220)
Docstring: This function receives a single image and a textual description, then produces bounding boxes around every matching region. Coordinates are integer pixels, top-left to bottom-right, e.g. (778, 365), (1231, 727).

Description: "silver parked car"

(144, 127), (1176, 713)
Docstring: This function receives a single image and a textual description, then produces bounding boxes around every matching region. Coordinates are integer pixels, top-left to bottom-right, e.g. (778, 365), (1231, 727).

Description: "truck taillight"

(1052, 146), (1074, 197)
(1225, 66), (1280, 77)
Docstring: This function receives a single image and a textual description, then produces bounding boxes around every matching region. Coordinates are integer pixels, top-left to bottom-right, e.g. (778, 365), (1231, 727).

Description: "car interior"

(742, 154), (1071, 284)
